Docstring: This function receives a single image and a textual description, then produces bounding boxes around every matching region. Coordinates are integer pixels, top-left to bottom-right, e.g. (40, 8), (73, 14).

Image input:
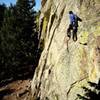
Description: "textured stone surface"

(31, 0), (100, 100)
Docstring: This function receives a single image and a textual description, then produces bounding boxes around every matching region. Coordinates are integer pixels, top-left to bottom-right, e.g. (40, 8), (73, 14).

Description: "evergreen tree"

(15, 0), (38, 65)
(0, 4), (6, 29)
(77, 79), (100, 100)
(0, 5), (18, 79)
(0, 0), (40, 80)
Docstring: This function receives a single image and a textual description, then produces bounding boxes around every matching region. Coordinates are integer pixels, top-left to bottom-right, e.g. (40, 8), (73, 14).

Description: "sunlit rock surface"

(31, 0), (100, 100)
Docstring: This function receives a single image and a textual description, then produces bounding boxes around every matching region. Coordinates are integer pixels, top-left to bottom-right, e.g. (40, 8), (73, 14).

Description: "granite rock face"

(31, 0), (100, 100)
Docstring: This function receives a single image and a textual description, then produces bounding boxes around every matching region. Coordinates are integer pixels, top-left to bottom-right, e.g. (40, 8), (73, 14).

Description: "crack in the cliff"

(33, 3), (67, 99)
(66, 76), (88, 100)
(49, 13), (56, 33)
(47, 6), (66, 52)
(35, 8), (66, 99)
(47, 3), (60, 38)
(39, 17), (44, 41)
(41, 0), (47, 7)
(33, 23), (59, 100)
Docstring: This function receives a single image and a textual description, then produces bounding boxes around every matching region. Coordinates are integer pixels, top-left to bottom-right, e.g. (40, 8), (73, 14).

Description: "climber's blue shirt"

(69, 13), (76, 25)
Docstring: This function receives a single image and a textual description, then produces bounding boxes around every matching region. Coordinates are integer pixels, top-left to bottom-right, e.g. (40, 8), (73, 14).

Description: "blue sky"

(0, 0), (41, 11)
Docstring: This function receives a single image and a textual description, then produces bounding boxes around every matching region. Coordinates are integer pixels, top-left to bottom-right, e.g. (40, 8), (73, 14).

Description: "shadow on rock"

(0, 88), (14, 100)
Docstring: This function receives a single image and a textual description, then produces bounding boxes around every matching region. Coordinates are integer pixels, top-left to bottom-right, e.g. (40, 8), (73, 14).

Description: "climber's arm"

(77, 16), (82, 22)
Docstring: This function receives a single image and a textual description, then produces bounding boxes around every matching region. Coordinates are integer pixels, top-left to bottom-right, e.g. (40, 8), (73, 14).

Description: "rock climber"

(67, 11), (82, 41)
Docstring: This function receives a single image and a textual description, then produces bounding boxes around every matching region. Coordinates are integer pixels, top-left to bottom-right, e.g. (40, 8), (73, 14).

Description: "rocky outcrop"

(31, 0), (100, 100)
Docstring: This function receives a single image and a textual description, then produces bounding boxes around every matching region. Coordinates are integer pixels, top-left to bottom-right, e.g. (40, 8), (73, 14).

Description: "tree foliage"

(77, 79), (100, 100)
(0, 0), (41, 80)
(0, 4), (6, 29)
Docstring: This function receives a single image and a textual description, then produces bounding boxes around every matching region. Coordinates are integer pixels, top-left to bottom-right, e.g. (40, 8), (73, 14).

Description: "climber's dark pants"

(67, 24), (78, 41)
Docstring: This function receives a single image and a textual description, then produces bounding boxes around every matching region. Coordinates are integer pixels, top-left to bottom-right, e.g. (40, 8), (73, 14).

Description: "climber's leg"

(73, 27), (78, 41)
(67, 24), (72, 38)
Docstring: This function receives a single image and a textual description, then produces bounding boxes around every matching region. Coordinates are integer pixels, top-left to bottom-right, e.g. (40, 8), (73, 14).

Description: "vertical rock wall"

(31, 0), (100, 100)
